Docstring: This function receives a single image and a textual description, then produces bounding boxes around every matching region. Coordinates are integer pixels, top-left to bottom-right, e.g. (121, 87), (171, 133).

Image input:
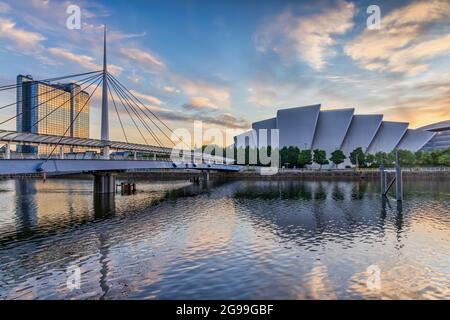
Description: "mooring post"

(395, 151), (403, 202)
(380, 164), (386, 195)
(59, 146), (65, 160)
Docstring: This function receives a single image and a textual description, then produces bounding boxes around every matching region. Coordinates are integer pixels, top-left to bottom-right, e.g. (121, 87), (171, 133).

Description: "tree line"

(232, 146), (450, 168)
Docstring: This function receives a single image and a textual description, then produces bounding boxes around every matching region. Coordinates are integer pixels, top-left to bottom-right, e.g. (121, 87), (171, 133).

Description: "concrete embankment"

(208, 170), (450, 181)
(117, 169), (450, 181)
(2, 169), (449, 181)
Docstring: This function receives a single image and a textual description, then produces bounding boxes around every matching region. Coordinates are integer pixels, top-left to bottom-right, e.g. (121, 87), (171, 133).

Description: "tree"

(313, 149), (329, 169)
(438, 152), (450, 166)
(280, 147), (289, 168)
(287, 146), (300, 168)
(415, 151), (433, 166)
(349, 147), (366, 168)
(397, 149), (415, 166)
(329, 150), (346, 168)
(365, 153), (375, 167)
(280, 147), (299, 168)
(298, 149), (312, 168)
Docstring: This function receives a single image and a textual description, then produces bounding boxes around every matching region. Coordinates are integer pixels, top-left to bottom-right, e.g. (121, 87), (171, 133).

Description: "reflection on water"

(0, 178), (448, 300)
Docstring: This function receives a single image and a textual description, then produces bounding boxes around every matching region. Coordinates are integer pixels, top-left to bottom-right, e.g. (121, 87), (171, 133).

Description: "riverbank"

(2, 168), (450, 181)
(114, 168), (450, 181)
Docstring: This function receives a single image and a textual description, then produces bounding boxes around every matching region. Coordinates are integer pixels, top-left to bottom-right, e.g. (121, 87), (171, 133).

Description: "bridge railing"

(0, 152), (234, 164)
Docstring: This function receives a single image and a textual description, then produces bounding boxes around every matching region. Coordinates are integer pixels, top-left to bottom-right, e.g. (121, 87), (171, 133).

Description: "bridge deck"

(0, 159), (240, 175)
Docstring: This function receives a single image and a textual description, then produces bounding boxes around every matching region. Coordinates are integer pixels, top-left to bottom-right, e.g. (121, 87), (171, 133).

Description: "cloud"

(48, 47), (123, 75)
(129, 89), (163, 105)
(383, 103), (450, 129)
(156, 109), (249, 129)
(255, 0), (355, 70)
(378, 76), (450, 128)
(177, 78), (230, 109)
(0, 1), (10, 13)
(108, 31), (146, 42)
(128, 71), (141, 84)
(247, 86), (279, 108)
(204, 112), (249, 129)
(183, 97), (220, 111)
(345, 0), (450, 74)
(119, 47), (165, 73)
(0, 18), (45, 51)
(163, 86), (179, 93)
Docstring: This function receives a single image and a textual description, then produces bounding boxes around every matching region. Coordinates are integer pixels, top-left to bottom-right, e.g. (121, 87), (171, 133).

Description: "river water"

(0, 178), (448, 300)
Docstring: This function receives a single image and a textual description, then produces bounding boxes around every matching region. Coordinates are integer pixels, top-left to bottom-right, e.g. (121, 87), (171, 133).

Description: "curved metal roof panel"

(396, 129), (436, 151)
(418, 120), (450, 132)
(367, 121), (409, 154)
(312, 108), (354, 154)
(341, 114), (383, 154)
(276, 104), (321, 149)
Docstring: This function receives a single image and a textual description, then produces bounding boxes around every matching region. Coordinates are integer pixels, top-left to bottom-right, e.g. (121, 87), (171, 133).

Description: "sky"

(0, 0), (449, 146)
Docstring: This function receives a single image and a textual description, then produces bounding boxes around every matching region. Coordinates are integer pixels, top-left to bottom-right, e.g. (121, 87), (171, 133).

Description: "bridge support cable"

(108, 75), (162, 146)
(106, 80), (128, 143)
(0, 72), (102, 112)
(29, 73), (104, 131)
(107, 73), (178, 148)
(110, 74), (163, 147)
(108, 74), (166, 147)
(0, 73), (103, 126)
(107, 72), (190, 150)
(107, 75), (162, 147)
(0, 70), (102, 92)
(106, 77), (150, 146)
(45, 76), (103, 161)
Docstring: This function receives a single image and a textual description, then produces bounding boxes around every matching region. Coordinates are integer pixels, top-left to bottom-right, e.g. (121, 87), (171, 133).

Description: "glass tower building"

(16, 75), (90, 154)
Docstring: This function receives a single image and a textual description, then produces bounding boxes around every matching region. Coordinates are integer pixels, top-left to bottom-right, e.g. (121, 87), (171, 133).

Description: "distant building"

(16, 75), (90, 154)
(420, 121), (450, 151)
(235, 104), (436, 164)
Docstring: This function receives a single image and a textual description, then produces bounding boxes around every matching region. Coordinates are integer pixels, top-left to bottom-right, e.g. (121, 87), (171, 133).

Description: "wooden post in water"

(395, 151), (403, 202)
(380, 164), (386, 196)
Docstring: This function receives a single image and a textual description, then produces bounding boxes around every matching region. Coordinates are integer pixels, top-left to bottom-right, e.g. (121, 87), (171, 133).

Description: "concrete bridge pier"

(191, 171), (210, 184)
(201, 170), (210, 182)
(94, 172), (117, 194)
(5, 143), (10, 159)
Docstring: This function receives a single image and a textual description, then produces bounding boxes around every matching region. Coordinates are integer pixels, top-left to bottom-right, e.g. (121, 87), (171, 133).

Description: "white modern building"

(419, 120), (450, 151)
(234, 104), (436, 158)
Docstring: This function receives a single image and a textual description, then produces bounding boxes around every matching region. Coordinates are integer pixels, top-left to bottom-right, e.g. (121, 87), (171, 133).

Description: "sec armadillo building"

(234, 104), (438, 156)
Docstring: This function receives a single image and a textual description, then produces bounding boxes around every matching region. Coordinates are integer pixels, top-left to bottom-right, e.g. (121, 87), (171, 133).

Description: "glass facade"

(16, 75), (90, 155)
(422, 129), (450, 151)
